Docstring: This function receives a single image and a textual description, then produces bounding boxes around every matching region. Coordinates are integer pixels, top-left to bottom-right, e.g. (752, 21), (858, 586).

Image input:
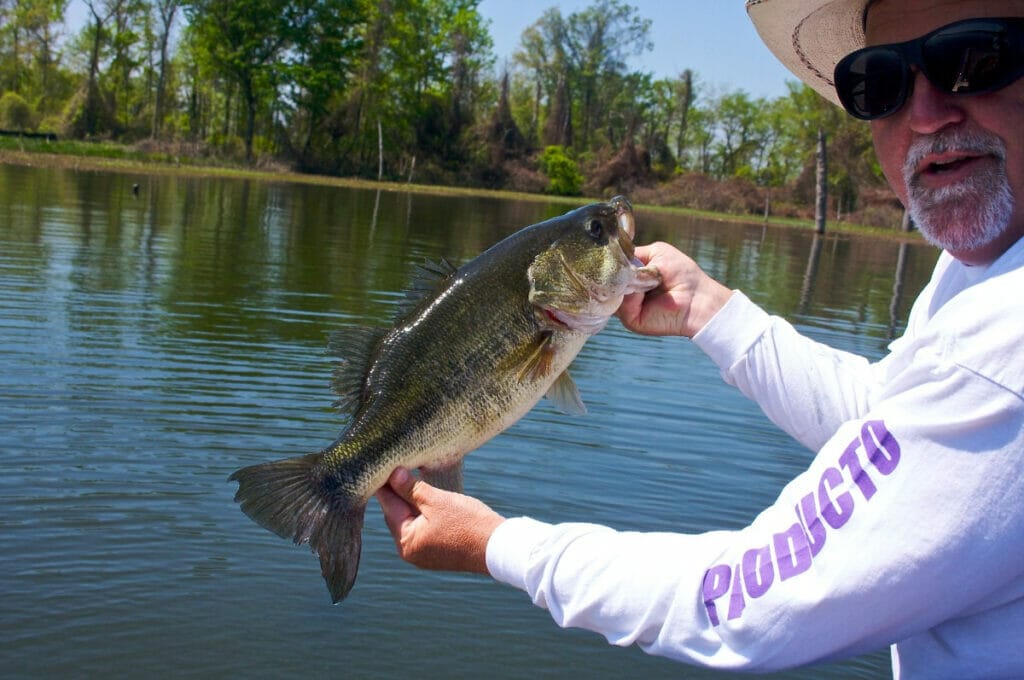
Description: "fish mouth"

(610, 195), (637, 260)
(542, 307), (572, 329)
(610, 195), (636, 239)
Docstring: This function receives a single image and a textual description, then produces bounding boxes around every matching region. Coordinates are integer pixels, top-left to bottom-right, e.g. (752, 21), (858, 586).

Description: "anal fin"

(545, 369), (586, 415)
(420, 460), (464, 493)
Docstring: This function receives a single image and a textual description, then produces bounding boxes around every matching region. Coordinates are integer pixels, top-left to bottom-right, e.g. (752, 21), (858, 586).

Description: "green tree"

(107, 0), (150, 135)
(672, 69), (696, 165)
(278, 0), (364, 171)
(639, 76), (678, 170)
(784, 82), (879, 215)
(327, 0), (492, 179)
(79, 0), (128, 136)
(710, 90), (766, 178)
(562, 0), (651, 151)
(685, 105), (715, 173)
(511, 14), (560, 147)
(0, 0), (69, 116)
(186, 0), (297, 161)
(150, 0), (181, 137)
(0, 0), (26, 94)
(513, 1), (650, 155)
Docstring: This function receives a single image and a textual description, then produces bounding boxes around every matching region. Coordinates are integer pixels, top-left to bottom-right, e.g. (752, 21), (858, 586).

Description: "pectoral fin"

(545, 369), (586, 415)
(514, 330), (556, 383)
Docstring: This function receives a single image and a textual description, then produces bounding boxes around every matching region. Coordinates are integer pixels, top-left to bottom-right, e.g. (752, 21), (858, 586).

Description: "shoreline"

(0, 148), (920, 243)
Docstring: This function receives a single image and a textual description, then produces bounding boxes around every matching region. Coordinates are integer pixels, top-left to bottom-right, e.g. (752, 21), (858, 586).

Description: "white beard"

(902, 129), (1013, 254)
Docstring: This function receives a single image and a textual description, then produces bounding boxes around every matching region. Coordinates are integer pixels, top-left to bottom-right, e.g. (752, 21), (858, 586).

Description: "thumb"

(617, 290), (644, 329)
(387, 466), (441, 510)
(387, 466), (418, 503)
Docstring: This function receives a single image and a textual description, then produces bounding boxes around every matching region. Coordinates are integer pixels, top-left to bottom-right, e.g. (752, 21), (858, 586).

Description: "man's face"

(866, 0), (1024, 264)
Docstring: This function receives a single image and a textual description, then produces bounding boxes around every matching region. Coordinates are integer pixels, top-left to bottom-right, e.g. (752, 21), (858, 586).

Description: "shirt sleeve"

(486, 290), (1024, 672)
(692, 291), (877, 451)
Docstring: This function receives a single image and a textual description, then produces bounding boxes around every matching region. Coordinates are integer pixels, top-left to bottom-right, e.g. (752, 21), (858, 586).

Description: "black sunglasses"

(834, 17), (1024, 120)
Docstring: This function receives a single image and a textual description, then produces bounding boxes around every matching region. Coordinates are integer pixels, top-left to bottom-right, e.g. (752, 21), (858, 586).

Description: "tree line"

(0, 0), (899, 225)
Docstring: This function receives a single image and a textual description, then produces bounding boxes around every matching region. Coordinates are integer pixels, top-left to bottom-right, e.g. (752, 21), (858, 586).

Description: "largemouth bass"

(230, 196), (660, 603)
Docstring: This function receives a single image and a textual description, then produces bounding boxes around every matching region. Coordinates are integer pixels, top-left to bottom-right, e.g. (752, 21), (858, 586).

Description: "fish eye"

(586, 219), (603, 240)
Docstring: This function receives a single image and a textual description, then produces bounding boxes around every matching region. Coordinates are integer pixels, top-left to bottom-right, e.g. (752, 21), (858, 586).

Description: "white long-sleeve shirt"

(486, 237), (1024, 678)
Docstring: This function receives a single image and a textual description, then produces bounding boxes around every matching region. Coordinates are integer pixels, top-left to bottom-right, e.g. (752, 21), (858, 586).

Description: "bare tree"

(151, 0), (179, 137)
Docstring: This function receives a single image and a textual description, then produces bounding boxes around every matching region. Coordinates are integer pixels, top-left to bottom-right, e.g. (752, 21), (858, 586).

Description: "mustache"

(903, 129), (1007, 179)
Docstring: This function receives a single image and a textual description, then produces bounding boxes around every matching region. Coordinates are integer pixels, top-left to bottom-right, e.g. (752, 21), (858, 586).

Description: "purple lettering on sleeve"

(702, 565), (731, 626)
(696, 421), (903, 627)
(863, 420), (900, 475)
(742, 545), (774, 598)
(819, 466), (854, 529)
(839, 439), (877, 501)
(774, 522), (812, 581)
(796, 493), (827, 557)
(727, 563), (746, 621)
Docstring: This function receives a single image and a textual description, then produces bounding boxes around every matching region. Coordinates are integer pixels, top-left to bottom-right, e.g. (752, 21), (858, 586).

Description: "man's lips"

(913, 151), (992, 185)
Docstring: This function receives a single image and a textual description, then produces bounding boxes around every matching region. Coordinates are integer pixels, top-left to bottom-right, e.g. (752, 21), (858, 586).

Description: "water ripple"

(0, 166), (922, 679)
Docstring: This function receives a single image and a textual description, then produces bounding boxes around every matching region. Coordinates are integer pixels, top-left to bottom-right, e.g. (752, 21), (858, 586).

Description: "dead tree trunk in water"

(377, 118), (383, 181)
(815, 128), (827, 235)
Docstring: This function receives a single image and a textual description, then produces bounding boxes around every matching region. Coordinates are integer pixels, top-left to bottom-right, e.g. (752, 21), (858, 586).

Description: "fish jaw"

(610, 196), (660, 293)
(529, 197), (662, 334)
(543, 308), (613, 335)
(541, 260), (661, 334)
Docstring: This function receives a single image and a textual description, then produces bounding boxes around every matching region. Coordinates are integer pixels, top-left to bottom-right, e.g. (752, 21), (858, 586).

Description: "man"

(375, 0), (1024, 675)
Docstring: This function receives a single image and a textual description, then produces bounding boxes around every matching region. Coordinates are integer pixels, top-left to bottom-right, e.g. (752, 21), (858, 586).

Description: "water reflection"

(0, 163), (934, 679)
(889, 242), (911, 339)
(798, 233), (825, 315)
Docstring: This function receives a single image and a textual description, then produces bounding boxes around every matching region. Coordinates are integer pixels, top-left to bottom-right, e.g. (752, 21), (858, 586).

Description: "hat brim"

(746, 0), (871, 106)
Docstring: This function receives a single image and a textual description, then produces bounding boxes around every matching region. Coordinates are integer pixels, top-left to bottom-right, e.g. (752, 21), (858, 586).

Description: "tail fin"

(229, 453), (366, 603)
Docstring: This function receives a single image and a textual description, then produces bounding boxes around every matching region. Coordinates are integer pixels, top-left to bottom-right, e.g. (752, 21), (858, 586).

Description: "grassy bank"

(0, 136), (918, 242)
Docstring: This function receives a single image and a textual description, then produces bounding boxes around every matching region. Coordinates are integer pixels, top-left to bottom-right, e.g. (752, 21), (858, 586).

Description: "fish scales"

(230, 196), (661, 603)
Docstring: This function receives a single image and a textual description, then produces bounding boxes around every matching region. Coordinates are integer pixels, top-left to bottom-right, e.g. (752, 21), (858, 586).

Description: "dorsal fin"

(393, 258), (458, 320)
(326, 260), (457, 414)
(327, 325), (388, 414)
(327, 259), (456, 411)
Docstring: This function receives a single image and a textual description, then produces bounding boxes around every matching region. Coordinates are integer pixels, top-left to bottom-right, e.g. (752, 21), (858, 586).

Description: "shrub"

(539, 145), (583, 196)
(631, 172), (763, 215)
(0, 92), (35, 131)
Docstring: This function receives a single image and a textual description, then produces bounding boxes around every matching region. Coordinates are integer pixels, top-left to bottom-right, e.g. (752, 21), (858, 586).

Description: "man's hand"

(618, 242), (733, 338)
(375, 467), (505, 575)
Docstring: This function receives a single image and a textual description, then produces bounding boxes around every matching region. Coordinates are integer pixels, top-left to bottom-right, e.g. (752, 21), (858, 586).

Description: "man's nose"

(905, 68), (966, 134)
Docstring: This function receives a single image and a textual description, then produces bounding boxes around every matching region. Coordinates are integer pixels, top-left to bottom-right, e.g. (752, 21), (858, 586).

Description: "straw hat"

(746, 0), (872, 106)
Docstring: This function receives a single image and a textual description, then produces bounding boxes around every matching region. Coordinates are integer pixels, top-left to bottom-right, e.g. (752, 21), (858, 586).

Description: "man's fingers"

(617, 290), (643, 326)
(632, 243), (652, 264)
(375, 483), (411, 537)
(376, 467), (441, 531)
(386, 466), (418, 503)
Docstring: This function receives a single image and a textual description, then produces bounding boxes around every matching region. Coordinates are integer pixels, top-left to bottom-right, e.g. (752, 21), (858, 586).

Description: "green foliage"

(539, 145), (583, 195)
(0, 91), (35, 130)
(36, 114), (62, 133)
(0, 0), (894, 224)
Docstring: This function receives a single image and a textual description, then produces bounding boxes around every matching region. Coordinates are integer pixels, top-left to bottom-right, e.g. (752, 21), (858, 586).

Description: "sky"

(477, 0), (798, 100)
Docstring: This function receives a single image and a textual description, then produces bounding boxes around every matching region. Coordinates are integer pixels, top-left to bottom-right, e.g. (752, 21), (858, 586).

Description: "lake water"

(0, 163), (937, 679)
